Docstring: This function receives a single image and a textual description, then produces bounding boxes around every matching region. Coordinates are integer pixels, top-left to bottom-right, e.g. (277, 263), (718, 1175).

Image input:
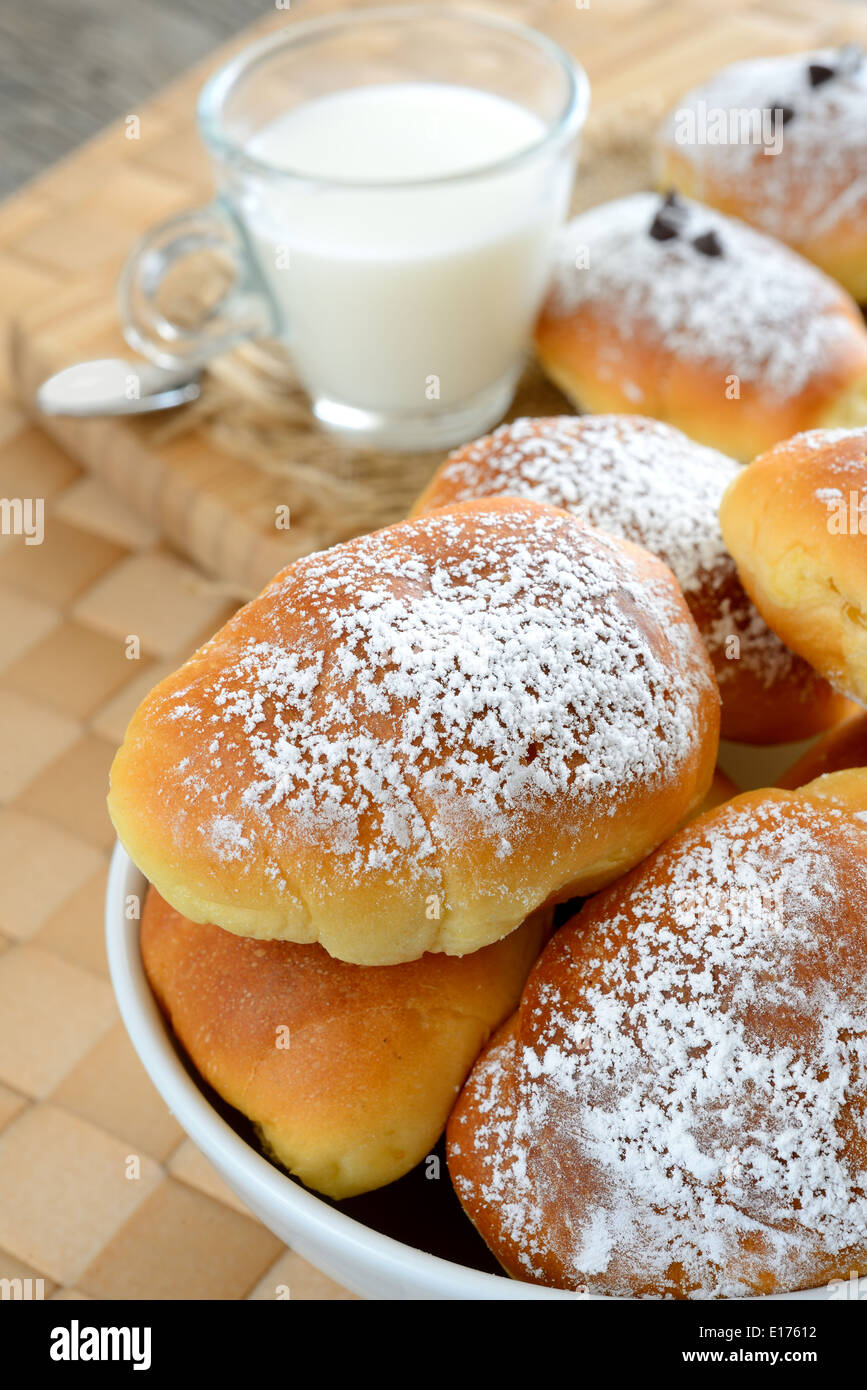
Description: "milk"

(238, 83), (572, 426)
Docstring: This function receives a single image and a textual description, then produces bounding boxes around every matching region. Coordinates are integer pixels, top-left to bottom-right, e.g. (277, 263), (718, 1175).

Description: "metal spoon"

(36, 357), (201, 417)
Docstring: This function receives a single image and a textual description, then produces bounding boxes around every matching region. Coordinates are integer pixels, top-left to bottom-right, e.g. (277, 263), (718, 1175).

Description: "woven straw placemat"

(4, 0), (865, 1303)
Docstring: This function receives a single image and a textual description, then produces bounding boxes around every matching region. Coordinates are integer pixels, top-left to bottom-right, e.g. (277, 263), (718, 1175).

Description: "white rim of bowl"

(105, 840), (829, 1302)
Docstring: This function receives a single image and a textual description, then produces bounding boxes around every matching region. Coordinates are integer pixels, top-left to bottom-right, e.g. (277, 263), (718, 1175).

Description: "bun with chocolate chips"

(655, 46), (867, 302)
(534, 193), (867, 460)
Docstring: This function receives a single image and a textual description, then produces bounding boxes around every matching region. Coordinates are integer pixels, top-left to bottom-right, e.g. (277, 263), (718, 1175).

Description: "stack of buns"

(108, 43), (867, 1295)
(109, 496), (719, 1199)
(110, 425), (867, 1292)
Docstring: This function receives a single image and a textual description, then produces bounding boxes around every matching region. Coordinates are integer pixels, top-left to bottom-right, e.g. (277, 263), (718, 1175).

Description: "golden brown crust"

(109, 497), (719, 964)
(534, 194), (867, 461)
(777, 711), (867, 789)
(448, 772), (867, 1298)
(719, 425), (867, 704)
(412, 415), (850, 744)
(142, 887), (550, 1200)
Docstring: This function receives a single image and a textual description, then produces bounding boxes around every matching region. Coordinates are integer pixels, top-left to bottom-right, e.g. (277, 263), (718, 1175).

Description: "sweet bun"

(719, 425), (867, 704)
(777, 710), (867, 789)
(109, 498), (719, 965)
(448, 770), (867, 1298)
(412, 415), (850, 743)
(534, 192), (867, 461)
(141, 887), (550, 1199)
(655, 46), (867, 301)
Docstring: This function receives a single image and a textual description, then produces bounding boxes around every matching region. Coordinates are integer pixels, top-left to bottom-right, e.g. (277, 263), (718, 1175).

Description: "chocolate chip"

(648, 191), (688, 241)
(808, 62), (835, 87)
(693, 230), (723, 258)
(648, 214), (679, 242)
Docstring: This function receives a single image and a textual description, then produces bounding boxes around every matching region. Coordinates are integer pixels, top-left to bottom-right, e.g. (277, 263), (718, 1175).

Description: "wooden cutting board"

(7, 0), (867, 596)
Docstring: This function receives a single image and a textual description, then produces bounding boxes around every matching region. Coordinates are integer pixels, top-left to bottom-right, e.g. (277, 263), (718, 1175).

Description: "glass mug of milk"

(121, 6), (588, 449)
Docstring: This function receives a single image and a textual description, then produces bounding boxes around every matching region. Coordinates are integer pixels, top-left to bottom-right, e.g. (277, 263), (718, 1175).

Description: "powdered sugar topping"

(777, 423), (867, 452)
(431, 416), (808, 691)
(548, 193), (853, 396)
(158, 504), (714, 884)
(452, 795), (867, 1298)
(657, 48), (867, 240)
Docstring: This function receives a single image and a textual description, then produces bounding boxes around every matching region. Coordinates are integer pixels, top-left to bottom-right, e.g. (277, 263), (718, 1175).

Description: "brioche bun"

(534, 194), (867, 461)
(110, 498), (719, 965)
(719, 425), (867, 704)
(448, 771), (867, 1297)
(142, 887), (549, 1199)
(655, 47), (867, 302)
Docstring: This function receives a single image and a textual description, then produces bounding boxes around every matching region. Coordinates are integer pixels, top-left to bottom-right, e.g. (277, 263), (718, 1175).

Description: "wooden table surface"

(0, 0), (865, 1302)
(0, 0), (270, 199)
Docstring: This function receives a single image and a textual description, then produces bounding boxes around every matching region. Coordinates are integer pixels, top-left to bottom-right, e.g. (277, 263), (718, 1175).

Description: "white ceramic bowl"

(107, 840), (828, 1301)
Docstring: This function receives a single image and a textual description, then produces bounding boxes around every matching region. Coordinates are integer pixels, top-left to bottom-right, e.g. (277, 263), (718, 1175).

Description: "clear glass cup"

(120, 5), (589, 450)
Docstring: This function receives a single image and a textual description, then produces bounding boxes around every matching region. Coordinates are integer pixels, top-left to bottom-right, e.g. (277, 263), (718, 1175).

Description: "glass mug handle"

(118, 201), (277, 369)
